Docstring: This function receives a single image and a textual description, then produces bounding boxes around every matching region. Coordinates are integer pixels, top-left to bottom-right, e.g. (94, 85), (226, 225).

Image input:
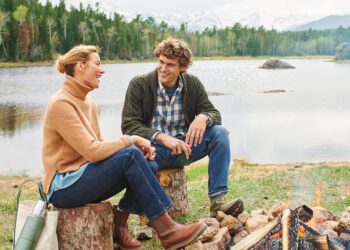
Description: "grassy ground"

(1, 161), (349, 249)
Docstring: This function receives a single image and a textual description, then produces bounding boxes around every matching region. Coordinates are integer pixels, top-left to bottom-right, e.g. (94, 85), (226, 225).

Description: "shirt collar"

(157, 78), (184, 95)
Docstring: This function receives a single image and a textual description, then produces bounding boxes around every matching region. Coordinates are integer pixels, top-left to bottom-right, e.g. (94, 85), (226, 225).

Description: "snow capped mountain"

(44, 0), (336, 31)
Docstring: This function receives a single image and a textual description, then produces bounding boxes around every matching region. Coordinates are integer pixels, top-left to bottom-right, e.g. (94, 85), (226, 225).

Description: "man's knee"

(208, 125), (229, 139)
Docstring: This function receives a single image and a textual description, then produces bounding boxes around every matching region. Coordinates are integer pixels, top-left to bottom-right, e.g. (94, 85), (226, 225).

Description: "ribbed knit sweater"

(42, 76), (131, 194)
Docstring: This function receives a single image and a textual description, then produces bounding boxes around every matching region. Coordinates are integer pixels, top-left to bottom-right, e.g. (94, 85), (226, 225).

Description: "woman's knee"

(147, 160), (159, 174)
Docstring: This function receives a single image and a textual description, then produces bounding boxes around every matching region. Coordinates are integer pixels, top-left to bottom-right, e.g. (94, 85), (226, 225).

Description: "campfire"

(184, 203), (350, 250)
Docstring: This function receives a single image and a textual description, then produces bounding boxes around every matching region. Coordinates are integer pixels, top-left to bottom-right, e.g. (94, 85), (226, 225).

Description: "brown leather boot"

(113, 206), (142, 250)
(148, 213), (207, 250)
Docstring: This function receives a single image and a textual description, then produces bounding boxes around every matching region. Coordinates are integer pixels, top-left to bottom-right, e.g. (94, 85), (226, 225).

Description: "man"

(122, 38), (243, 217)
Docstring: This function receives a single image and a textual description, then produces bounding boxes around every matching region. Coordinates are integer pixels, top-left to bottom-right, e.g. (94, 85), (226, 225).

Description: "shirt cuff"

(151, 131), (161, 143)
(201, 113), (214, 127)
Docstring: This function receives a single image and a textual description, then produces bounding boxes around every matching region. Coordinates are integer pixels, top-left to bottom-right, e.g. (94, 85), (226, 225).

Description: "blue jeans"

(155, 125), (231, 197)
(50, 146), (172, 221)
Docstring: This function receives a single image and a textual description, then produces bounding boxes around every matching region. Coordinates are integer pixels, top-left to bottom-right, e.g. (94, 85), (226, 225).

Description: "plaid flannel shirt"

(151, 79), (187, 139)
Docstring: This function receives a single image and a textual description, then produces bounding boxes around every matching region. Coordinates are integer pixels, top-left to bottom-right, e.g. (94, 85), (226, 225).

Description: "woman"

(41, 45), (206, 250)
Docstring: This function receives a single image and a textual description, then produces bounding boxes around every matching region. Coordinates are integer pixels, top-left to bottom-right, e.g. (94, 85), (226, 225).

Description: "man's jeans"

(50, 146), (172, 221)
(155, 125), (231, 197)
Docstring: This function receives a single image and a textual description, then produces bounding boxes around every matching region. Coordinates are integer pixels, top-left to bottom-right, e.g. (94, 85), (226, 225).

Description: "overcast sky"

(45, 0), (350, 16)
(42, 0), (350, 29)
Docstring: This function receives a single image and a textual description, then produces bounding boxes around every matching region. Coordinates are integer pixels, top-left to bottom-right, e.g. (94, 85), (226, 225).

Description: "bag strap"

(13, 179), (48, 248)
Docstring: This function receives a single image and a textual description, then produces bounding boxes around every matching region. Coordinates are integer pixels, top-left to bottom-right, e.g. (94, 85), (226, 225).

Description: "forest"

(1, 0), (350, 61)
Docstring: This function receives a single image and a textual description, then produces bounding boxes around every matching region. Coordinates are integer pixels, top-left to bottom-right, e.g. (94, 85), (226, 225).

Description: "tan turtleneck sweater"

(42, 76), (132, 194)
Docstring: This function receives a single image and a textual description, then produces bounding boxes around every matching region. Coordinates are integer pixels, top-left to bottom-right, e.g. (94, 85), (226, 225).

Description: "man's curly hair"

(154, 38), (192, 68)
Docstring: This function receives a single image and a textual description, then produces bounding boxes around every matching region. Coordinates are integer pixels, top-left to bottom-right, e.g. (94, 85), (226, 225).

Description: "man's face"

(157, 55), (186, 88)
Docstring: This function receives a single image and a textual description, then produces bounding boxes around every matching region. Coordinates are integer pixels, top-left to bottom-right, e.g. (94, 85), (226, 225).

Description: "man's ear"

(180, 66), (188, 73)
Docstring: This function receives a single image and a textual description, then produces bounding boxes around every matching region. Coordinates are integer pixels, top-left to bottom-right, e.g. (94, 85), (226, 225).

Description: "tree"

(0, 11), (9, 56)
(46, 16), (55, 47)
(12, 5), (27, 25)
(106, 26), (117, 58)
(79, 21), (88, 44)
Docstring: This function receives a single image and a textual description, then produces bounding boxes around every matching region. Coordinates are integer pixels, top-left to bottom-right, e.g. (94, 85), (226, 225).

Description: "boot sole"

(222, 198), (244, 217)
(165, 223), (207, 250)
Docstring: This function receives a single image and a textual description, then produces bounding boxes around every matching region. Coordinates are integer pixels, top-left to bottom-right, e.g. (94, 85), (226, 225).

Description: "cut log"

(157, 167), (188, 217)
(55, 202), (114, 250)
(231, 217), (281, 249)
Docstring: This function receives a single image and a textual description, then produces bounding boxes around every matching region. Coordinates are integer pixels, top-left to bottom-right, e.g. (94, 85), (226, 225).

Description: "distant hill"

(289, 15), (350, 31)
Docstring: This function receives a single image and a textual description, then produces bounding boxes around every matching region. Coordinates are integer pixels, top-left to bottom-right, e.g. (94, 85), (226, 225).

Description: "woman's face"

(81, 52), (104, 89)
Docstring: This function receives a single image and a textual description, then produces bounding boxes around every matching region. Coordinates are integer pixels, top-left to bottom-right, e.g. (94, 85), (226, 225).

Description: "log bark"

(55, 202), (114, 250)
(157, 167), (188, 217)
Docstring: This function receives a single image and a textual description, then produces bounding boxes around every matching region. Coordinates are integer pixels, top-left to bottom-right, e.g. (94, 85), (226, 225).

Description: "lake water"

(1, 59), (350, 176)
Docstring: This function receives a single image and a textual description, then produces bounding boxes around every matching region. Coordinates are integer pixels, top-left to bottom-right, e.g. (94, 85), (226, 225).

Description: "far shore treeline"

(1, 0), (350, 62)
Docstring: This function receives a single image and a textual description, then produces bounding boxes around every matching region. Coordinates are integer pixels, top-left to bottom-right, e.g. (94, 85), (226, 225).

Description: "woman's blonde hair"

(55, 45), (99, 76)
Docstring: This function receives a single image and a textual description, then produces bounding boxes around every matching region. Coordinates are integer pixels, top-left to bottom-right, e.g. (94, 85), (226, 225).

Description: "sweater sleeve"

(48, 100), (131, 162)
(121, 78), (157, 139)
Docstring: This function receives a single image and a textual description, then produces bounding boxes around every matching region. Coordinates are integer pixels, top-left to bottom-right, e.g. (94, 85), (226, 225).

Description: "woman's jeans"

(155, 125), (231, 197)
(50, 146), (172, 221)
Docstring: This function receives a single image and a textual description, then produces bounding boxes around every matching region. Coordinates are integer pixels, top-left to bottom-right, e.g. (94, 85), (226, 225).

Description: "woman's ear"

(76, 61), (85, 72)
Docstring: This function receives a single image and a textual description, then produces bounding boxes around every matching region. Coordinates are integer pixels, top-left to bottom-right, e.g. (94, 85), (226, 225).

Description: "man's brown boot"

(113, 206), (142, 250)
(148, 213), (207, 250)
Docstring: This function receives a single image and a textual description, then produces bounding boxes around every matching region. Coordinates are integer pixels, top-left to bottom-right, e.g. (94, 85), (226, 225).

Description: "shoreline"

(0, 55), (336, 68)
(1, 160), (349, 178)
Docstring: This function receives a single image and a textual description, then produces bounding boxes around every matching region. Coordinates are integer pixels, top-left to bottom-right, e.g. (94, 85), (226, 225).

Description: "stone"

(185, 241), (203, 250)
(321, 220), (339, 231)
(245, 214), (269, 233)
(216, 211), (226, 222)
(251, 208), (266, 217)
(202, 227), (231, 250)
(339, 209), (350, 231)
(237, 211), (250, 226)
(198, 226), (219, 243)
(198, 217), (220, 229)
(318, 227), (338, 237)
(340, 233), (350, 240)
(312, 207), (335, 221)
(133, 225), (153, 240)
(268, 202), (289, 219)
(221, 215), (243, 235)
(259, 59), (295, 69)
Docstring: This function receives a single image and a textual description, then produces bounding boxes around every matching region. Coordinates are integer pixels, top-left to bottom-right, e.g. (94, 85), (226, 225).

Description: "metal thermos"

(15, 200), (47, 250)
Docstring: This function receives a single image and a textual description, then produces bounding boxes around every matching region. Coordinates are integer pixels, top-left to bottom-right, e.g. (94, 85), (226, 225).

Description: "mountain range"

(289, 15), (350, 31)
(47, 0), (350, 32)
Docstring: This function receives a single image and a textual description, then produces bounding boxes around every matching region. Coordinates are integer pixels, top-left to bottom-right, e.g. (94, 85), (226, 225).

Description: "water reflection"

(0, 104), (43, 137)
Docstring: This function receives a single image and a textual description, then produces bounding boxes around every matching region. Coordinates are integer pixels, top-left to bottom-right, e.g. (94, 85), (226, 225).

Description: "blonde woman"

(41, 45), (206, 250)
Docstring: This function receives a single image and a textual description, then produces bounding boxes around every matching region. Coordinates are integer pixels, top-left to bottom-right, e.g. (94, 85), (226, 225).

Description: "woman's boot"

(148, 213), (206, 250)
(114, 206), (142, 250)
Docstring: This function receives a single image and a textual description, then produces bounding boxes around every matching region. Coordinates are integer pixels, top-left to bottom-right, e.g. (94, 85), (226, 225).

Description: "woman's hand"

(132, 135), (156, 160)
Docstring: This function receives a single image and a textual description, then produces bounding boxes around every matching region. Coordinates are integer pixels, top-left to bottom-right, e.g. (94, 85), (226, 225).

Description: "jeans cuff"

(208, 189), (228, 198)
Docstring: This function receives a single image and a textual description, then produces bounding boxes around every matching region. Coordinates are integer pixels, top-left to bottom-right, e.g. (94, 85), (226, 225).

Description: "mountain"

(290, 15), (350, 31)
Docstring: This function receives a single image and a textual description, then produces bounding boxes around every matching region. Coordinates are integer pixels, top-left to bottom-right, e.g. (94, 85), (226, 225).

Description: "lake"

(1, 59), (350, 176)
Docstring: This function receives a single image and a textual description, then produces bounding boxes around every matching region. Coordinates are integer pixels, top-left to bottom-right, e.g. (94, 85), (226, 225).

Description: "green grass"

(0, 163), (349, 249)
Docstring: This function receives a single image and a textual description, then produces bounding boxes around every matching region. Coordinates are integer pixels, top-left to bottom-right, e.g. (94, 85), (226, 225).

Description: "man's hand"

(132, 135), (156, 160)
(185, 114), (208, 147)
(156, 133), (191, 159)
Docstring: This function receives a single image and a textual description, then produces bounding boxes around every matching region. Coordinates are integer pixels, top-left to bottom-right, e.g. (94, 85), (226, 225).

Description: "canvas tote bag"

(14, 182), (59, 250)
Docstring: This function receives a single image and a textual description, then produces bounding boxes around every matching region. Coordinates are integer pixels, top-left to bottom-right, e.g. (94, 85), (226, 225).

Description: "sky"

(42, 0), (350, 30)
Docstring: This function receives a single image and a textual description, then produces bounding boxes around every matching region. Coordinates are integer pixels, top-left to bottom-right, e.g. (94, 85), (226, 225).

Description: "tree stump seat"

(55, 202), (114, 250)
(135, 167), (189, 239)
